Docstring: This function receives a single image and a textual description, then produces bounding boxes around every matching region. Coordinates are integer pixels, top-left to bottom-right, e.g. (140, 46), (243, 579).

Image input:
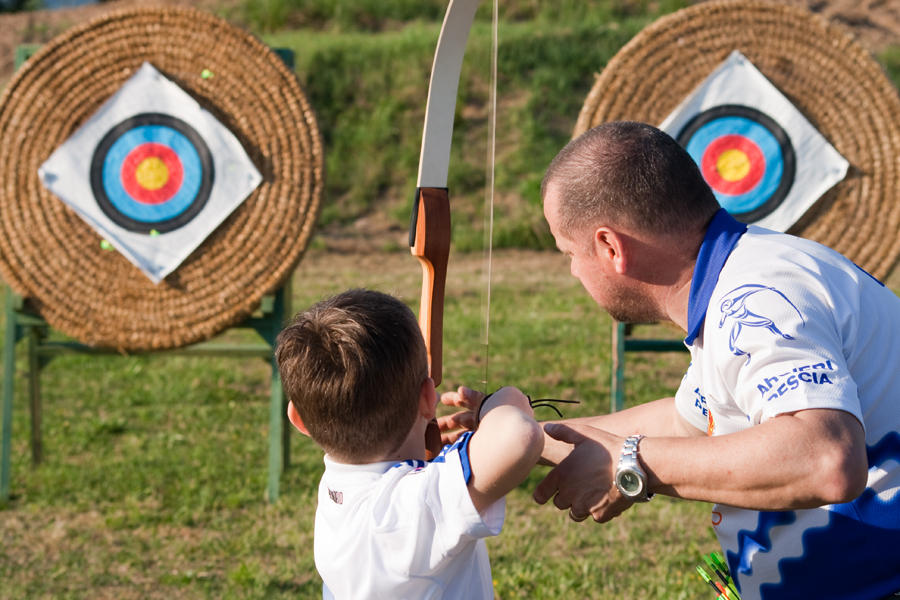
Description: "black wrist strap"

(475, 390), (580, 426)
(528, 397), (580, 418)
(475, 392), (495, 426)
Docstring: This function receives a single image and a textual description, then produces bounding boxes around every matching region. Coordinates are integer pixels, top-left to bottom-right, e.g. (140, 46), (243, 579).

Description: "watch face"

(619, 471), (642, 495)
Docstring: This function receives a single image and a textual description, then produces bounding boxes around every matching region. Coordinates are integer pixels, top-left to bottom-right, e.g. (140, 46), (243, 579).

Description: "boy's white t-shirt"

(674, 210), (900, 600)
(314, 432), (505, 600)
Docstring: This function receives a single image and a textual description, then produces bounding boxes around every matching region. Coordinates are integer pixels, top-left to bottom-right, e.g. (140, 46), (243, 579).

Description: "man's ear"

(419, 377), (438, 421)
(286, 400), (310, 437)
(594, 226), (628, 274)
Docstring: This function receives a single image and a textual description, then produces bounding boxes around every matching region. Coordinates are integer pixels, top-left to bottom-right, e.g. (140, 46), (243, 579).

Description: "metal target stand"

(610, 322), (689, 413)
(0, 45), (298, 504)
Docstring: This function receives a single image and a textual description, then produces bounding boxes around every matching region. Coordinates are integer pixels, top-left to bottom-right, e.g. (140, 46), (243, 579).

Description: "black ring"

(89, 113), (214, 234)
(675, 104), (795, 224)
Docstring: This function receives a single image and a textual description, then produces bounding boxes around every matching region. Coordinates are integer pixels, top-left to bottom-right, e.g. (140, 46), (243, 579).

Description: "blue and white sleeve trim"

(430, 431), (474, 484)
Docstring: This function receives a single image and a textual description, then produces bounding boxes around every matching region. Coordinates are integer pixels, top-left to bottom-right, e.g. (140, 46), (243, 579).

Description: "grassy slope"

(261, 1), (689, 250)
(254, 1), (900, 252)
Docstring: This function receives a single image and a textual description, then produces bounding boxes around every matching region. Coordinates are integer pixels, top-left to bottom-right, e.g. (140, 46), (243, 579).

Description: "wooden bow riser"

(410, 186), (451, 387)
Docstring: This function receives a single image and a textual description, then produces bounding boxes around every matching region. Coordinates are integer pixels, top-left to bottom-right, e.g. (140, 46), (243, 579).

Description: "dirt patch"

(690, 0), (900, 53)
(294, 247), (575, 304)
(780, 0), (900, 52)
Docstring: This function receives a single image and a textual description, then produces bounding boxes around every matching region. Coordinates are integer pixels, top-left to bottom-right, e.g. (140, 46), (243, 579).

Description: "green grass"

(0, 250), (714, 599)
(880, 45), (900, 86)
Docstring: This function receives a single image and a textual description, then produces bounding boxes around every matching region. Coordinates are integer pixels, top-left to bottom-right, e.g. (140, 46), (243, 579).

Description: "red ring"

(121, 143), (184, 205)
(701, 135), (765, 195)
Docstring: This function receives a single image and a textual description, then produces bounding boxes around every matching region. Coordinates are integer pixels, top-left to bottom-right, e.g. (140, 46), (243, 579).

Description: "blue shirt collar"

(684, 209), (748, 346)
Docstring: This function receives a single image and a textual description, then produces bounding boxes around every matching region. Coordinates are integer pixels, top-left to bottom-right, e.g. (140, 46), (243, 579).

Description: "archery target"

(660, 51), (847, 232)
(39, 63), (262, 283)
(676, 105), (795, 223)
(90, 113), (214, 233)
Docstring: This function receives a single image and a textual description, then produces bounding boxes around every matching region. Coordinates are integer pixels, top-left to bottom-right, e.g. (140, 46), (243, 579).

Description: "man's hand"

(438, 386), (483, 445)
(538, 423), (575, 467)
(532, 423), (633, 523)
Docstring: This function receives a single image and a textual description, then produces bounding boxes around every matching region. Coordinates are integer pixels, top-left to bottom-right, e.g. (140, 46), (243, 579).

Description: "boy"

(276, 288), (544, 600)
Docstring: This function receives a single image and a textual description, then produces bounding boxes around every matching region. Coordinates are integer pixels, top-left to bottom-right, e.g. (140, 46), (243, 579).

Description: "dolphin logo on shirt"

(718, 285), (804, 365)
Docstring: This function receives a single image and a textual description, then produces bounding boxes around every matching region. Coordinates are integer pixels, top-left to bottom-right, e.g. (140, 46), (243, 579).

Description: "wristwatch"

(615, 434), (654, 503)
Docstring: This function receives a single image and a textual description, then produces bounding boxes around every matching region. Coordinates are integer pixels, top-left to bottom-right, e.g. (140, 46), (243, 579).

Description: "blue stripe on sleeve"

(458, 432), (474, 485)
(429, 431), (475, 485)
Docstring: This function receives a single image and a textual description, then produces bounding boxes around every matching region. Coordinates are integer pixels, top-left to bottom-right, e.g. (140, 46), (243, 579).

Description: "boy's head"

(275, 289), (429, 464)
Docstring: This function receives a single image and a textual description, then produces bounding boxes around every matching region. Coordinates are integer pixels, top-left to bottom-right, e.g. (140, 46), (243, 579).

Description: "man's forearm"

(640, 409), (868, 510)
(565, 397), (696, 437)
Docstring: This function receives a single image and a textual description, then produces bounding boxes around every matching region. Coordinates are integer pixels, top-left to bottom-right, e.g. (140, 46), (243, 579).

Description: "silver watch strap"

(619, 434), (644, 468)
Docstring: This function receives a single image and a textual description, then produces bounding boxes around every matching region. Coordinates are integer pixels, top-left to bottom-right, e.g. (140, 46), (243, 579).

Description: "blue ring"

(676, 105), (795, 224)
(101, 125), (202, 223)
(685, 117), (783, 214)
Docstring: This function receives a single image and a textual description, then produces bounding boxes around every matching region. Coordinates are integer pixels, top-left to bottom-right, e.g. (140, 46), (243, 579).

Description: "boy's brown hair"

(275, 289), (428, 464)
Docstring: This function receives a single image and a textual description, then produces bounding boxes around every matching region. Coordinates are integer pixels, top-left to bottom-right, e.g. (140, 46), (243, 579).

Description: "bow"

(410, 0), (483, 457)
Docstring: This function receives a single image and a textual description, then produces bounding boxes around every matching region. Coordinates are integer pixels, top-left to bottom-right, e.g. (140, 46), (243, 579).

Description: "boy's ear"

(419, 377), (438, 421)
(287, 400), (310, 437)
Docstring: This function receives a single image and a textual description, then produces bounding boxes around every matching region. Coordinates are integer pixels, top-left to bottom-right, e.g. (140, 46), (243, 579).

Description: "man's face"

(543, 187), (658, 324)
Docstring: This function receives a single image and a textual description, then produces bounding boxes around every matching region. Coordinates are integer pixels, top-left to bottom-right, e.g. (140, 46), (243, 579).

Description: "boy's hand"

(438, 386), (482, 445)
(438, 386), (536, 445)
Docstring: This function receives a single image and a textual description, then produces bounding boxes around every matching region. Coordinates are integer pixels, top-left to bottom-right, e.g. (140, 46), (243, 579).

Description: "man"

(441, 122), (900, 599)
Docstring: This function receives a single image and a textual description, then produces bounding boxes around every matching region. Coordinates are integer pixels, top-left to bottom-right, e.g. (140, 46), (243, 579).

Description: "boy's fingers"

(457, 386), (485, 409)
(440, 390), (462, 407)
(440, 429), (467, 446)
(436, 411), (475, 433)
(440, 386), (483, 410)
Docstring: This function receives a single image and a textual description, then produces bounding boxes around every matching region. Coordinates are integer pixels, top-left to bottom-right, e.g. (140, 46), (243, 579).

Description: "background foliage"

(261, 0), (691, 250)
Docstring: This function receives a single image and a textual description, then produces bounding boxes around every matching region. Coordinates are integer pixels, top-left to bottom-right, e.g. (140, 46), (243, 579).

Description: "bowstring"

(478, 0), (498, 395)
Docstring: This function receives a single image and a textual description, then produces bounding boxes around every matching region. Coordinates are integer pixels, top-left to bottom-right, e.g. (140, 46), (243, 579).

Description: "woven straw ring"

(0, 7), (324, 351)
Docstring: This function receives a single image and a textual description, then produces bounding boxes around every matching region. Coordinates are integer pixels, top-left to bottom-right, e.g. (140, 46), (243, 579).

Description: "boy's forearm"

(467, 403), (544, 513)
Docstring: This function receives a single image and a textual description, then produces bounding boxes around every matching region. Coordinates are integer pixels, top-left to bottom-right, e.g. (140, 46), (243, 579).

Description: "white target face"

(39, 63), (262, 283)
(660, 51), (848, 232)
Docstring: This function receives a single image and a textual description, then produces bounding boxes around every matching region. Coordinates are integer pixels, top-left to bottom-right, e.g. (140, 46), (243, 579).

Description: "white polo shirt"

(675, 209), (900, 600)
(314, 432), (505, 600)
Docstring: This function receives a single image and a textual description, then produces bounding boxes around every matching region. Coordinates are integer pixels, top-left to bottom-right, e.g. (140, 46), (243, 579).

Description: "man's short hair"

(275, 289), (428, 464)
(542, 121), (720, 243)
